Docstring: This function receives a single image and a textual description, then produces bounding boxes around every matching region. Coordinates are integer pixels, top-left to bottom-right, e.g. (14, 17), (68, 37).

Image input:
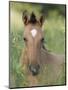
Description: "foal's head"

(22, 11), (45, 76)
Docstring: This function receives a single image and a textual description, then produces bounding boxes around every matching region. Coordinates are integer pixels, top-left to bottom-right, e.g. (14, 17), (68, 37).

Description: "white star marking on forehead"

(31, 29), (37, 38)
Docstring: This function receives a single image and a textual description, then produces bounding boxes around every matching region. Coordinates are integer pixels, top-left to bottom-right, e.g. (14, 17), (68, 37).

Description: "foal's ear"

(39, 15), (45, 26)
(22, 10), (29, 25)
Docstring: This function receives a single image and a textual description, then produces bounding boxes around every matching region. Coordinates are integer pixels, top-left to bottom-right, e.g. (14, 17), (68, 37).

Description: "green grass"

(10, 10), (65, 88)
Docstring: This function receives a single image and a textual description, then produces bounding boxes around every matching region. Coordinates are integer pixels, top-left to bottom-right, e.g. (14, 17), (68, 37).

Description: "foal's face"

(22, 11), (45, 76)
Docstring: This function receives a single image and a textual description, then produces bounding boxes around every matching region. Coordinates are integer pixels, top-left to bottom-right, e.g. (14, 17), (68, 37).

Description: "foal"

(20, 11), (65, 86)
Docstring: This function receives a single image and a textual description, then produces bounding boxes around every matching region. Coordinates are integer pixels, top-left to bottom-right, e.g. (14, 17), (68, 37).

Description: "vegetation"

(9, 2), (65, 88)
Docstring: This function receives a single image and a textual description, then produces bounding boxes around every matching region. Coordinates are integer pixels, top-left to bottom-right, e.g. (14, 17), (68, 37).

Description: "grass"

(10, 10), (65, 88)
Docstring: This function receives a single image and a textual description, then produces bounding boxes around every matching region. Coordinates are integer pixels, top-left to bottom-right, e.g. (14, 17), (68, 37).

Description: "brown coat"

(20, 48), (65, 86)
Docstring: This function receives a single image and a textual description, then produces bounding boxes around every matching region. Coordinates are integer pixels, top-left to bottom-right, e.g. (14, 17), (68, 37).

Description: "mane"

(29, 12), (37, 24)
(42, 43), (48, 51)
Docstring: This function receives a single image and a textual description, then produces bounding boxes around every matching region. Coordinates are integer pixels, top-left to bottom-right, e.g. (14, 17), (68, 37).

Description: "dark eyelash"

(41, 38), (44, 42)
(23, 37), (27, 41)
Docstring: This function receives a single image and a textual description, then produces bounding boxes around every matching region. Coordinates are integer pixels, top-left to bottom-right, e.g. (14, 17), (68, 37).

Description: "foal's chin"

(31, 71), (39, 76)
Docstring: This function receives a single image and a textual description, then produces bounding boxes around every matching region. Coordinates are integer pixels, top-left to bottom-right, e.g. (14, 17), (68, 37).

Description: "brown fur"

(20, 11), (65, 86)
(20, 48), (65, 86)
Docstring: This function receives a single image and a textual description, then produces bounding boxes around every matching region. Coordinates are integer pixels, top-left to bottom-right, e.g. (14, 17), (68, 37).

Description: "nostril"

(29, 64), (40, 76)
(29, 65), (36, 72)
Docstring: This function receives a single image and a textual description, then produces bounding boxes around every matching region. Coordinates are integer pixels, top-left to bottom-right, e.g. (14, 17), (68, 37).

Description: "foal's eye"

(41, 38), (44, 43)
(23, 37), (27, 42)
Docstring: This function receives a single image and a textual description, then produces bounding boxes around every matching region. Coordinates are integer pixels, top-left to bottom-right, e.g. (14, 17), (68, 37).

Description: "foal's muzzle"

(29, 64), (40, 76)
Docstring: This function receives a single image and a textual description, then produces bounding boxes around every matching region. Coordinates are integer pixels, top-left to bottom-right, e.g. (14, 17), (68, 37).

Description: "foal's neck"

(41, 47), (64, 65)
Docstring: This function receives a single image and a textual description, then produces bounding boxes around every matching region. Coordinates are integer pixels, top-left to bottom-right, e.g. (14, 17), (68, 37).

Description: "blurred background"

(9, 1), (66, 88)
